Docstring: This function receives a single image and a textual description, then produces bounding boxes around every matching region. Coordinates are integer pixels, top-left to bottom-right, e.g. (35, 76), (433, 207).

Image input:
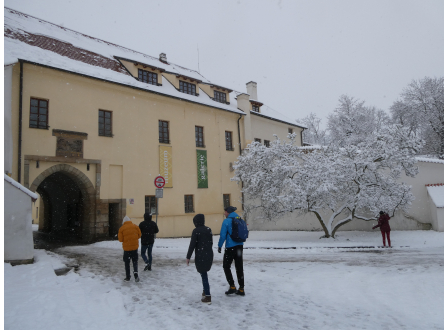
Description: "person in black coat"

(139, 213), (159, 271)
(186, 214), (214, 304)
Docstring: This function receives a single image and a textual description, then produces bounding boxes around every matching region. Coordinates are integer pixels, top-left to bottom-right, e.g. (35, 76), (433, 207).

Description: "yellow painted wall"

(14, 63), (243, 237)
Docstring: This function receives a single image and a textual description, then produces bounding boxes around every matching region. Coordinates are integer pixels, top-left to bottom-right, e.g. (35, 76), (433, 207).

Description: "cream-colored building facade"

(4, 8), (304, 242)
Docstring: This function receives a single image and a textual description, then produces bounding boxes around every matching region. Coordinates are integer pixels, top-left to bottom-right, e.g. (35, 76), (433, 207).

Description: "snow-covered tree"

(390, 77), (444, 158)
(327, 95), (391, 146)
(296, 112), (328, 146)
(233, 126), (423, 238)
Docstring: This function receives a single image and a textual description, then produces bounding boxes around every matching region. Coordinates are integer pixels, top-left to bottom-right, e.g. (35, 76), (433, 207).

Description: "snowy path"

(5, 231), (444, 330)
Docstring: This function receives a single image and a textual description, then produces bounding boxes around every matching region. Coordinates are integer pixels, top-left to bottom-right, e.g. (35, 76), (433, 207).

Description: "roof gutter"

(18, 60), (23, 183)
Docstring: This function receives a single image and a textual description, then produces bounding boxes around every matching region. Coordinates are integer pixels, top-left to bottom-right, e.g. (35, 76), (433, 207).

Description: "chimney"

(159, 53), (167, 63)
(246, 81), (258, 101)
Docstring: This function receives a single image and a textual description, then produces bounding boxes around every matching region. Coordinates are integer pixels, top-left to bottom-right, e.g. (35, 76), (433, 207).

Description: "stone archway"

(29, 164), (96, 242)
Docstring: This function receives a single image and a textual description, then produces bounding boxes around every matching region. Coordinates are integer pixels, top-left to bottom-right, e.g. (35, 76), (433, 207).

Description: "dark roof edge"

(18, 59), (245, 116)
(250, 111), (306, 129)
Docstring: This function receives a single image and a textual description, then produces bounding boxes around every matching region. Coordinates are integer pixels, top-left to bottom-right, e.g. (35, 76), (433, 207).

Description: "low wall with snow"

(4, 182), (34, 263)
(247, 159), (443, 232)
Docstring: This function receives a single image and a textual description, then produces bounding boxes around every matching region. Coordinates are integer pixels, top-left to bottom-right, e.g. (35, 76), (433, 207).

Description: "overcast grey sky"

(4, 0), (444, 125)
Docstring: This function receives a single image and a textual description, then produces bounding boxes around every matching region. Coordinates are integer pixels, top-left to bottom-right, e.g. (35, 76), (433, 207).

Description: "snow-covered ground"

(5, 231), (444, 329)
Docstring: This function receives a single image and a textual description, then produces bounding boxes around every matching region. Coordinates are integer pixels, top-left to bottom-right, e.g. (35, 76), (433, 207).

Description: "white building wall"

(4, 182), (34, 263)
(4, 64), (14, 175)
(250, 115), (302, 147)
(428, 197), (444, 232)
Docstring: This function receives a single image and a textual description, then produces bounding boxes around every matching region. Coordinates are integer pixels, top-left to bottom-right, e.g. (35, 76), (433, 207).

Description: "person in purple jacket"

(218, 206), (245, 296)
(372, 211), (391, 247)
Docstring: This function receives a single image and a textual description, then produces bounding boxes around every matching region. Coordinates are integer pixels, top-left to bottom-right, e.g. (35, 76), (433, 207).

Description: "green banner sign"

(196, 150), (208, 188)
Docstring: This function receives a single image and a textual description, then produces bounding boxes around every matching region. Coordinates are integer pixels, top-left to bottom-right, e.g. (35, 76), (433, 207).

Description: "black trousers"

(123, 249), (138, 278)
(223, 245), (244, 288)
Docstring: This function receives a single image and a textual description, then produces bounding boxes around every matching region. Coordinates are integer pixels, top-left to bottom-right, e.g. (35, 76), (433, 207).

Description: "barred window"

(223, 194), (230, 210)
(98, 110), (112, 137)
(254, 138), (261, 143)
(145, 196), (157, 215)
(225, 131), (233, 151)
(159, 120), (170, 143)
(252, 105), (260, 112)
(184, 195), (194, 213)
(29, 98), (49, 129)
(195, 126), (205, 147)
(138, 69), (158, 85)
(179, 81), (196, 95)
(214, 90), (226, 103)
(264, 140), (270, 147)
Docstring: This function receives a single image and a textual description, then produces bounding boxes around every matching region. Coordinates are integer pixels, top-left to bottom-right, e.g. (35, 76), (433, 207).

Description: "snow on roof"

(4, 174), (39, 200)
(252, 105), (307, 129)
(4, 8), (244, 115)
(426, 184), (444, 208)
(416, 157), (444, 164)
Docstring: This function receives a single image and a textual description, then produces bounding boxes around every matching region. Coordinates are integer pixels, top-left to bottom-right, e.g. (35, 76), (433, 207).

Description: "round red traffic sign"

(154, 176), (166, 188)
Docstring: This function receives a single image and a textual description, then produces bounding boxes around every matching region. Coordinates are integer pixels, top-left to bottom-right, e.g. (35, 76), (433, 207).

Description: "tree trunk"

(311, 211), (330, 238)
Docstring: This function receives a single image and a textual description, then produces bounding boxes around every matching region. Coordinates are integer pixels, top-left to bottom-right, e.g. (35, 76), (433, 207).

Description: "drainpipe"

(237, 114), (242, 155)
(18, 60), (23, 183)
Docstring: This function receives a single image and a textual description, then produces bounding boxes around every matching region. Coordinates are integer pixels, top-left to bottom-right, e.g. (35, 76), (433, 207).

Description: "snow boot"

(236, 288), (245, 296)
(134, 272), (140, 283)
(144, 264), (151, 271)
(123, 277), (131, 282)
(201, 295), (212, 304)
(225, 286), (237, 295)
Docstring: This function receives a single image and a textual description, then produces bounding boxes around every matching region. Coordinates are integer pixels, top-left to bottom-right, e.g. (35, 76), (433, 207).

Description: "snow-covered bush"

(233, 126), (423, 238)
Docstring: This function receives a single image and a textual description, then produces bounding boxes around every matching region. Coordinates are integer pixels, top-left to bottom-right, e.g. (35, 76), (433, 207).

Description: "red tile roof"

(4, 27), (127, 74)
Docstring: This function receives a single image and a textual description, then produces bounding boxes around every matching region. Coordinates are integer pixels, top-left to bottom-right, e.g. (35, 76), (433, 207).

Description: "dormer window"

(179, 81), (196, 95)
(214, 90), (226, 103)
(250, 100), (263, 113)
(138, 69), (158, 85)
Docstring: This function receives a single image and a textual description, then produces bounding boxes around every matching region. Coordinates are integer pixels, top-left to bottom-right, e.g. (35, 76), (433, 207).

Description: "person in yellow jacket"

(118, 215), (142, 282)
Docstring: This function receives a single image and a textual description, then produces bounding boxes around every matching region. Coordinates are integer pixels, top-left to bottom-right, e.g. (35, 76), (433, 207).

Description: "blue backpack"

(230, 216), (249, 242)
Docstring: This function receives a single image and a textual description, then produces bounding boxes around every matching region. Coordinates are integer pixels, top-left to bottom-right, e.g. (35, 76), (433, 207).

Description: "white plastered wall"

(247, 160), (444, 232)
(4, 182), (34, 262)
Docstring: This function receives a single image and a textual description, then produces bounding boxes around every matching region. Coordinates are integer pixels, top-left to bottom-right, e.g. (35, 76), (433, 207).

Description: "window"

(195, 126), (205, 147)
(214, 90), (226, 103)
(254, 138), (261, 143)
(184, 195), (194, 213)
(288, 128), (293, 134)
(29, 98), (49, 129)
(252, 105), (260, 112)
(145, 196), (157, 215)
(98, 110), (112, 137)
(225, 131), (233, 151)
(264, 140), (270, 147)
(159, 120), (170, 143)
(223, 194), (230, 210)
(138, 69), (158, 85)
(179, 81), (196, 95)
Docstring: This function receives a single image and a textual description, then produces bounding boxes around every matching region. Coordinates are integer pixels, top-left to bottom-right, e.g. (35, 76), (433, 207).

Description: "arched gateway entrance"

(29, 164), (96, 242)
